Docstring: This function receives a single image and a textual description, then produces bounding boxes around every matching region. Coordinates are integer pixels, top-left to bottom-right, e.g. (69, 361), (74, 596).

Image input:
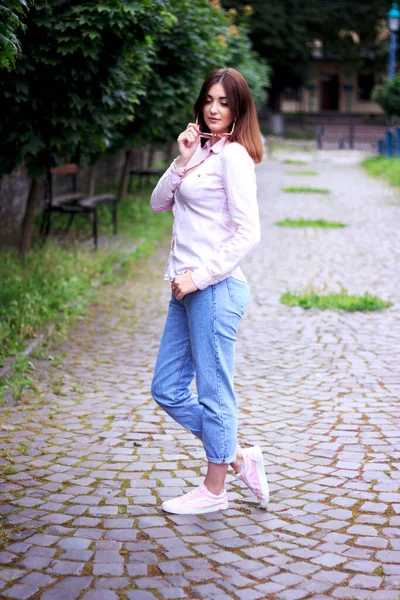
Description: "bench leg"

(92, 209), (98, 250)
(64, 213), (75, 235)
(39, 210), (48, 236)
(112, 200), (118, 235)
(44, 210), (52, 237)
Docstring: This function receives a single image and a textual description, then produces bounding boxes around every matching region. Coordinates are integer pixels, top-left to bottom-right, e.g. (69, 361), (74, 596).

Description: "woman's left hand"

(171, 271), (198, 300)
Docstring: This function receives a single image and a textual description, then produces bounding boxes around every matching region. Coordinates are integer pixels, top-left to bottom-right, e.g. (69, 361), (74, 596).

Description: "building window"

(358, 73), (375, 101)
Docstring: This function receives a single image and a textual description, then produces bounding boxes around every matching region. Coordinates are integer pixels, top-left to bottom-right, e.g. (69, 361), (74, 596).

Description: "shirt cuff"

(191, 266), (212, 291)
(171, 159), (186, 176)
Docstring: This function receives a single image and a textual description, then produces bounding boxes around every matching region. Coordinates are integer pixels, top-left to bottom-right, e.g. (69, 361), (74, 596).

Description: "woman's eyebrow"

(206, 94), (228, 100)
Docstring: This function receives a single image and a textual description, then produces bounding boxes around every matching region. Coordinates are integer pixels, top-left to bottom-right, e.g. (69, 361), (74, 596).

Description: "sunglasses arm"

(195, 117), (235, 138)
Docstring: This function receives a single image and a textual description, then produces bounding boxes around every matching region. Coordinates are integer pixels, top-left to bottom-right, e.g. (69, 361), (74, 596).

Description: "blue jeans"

(152, 277), (250, 464)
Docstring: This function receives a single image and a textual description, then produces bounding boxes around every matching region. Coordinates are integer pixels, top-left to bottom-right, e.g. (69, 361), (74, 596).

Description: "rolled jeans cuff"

(206, 453), (237, 465)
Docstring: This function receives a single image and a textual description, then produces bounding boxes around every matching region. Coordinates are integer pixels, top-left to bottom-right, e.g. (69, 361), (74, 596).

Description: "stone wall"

(0, 165), (32, 247)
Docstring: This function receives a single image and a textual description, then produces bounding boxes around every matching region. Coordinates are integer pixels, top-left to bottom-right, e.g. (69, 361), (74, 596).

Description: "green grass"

(0, 530), (10, 549)
(280, 290), (393, 312)
(283, 186), (330, 194)
(286, 170), (318, 176)
(362, 155), (400, 187)
(275, 218), (346, 228)
(0, 356), (38, 402)
(281, 159), (307, 165)
(18, 442), (31, 455)
(0, 187), (172, 369)
(4, 464), (17, 475)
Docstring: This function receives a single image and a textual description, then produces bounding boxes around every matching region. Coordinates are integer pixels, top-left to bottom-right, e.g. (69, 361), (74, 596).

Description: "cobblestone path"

(1, 149), (400, 600)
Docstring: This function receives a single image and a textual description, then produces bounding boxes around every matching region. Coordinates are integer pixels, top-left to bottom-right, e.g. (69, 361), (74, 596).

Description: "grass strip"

(282, 159), (307, 165)
(286, 171), (318, 176)
(283, 186), (330, 194)
(0, 187), (172, 368)
(280, 290), (393, 312)
(362, 155), (400, 187)
(275, 219), (346, 228)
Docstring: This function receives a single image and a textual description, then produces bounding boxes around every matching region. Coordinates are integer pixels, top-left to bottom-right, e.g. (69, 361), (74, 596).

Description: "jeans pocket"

(226, 277), (250, 312)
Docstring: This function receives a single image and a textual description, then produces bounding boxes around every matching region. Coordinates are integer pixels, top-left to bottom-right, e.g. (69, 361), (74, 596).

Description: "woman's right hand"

(175, 123), (200, 169)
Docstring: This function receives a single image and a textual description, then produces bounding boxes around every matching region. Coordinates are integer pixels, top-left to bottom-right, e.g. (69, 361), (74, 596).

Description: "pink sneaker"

(162, 483), (229, 515)
(237, 445), (269, 509)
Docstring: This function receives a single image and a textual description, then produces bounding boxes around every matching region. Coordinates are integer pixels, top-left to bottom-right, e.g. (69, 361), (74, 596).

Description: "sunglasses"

(195, 117), (236, 139)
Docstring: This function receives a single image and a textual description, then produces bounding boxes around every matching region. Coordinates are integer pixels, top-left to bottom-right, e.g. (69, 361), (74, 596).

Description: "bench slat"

(130, 168), (165, 176)
(52, 192), (86, 207)
(78, 194), (116, 208)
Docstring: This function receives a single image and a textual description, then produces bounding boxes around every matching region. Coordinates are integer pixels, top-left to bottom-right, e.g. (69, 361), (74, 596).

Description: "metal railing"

(377, 128), (400, 156)
(316, 117), (387, 151)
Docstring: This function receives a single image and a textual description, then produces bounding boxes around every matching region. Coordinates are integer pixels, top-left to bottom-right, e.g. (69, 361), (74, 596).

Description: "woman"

(150, 67), (269, 515)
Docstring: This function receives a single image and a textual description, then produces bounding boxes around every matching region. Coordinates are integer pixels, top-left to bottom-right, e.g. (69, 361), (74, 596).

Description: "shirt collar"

(185, 137), (228, 171)
(205, 137), (229, 154)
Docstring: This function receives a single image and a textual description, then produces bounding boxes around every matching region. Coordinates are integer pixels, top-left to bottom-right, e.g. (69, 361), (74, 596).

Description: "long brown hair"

(194, 68), (263, 164)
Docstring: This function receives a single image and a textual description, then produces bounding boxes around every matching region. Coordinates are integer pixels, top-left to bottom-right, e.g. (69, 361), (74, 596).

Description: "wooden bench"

(40, 164), (117, 249)
(129, 168), (166, 190)
(128, 147), (166, 189)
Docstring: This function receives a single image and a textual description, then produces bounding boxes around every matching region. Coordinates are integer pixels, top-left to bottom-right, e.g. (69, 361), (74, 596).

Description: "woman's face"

(202, 83), (233, 136)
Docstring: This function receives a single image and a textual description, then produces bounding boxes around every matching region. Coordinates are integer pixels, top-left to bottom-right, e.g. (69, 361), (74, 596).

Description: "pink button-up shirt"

(150, 137), (261, 290)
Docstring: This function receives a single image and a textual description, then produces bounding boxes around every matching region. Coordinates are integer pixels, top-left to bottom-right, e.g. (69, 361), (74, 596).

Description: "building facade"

(282, 56), (384, 116)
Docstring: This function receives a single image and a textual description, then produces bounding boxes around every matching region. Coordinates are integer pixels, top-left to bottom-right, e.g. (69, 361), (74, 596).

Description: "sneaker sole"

(161, 501), (229, 515)
(253, 445), (270, 509)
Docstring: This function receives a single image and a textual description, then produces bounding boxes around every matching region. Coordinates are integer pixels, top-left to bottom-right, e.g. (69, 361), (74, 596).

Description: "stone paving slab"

(1, 149), (400, 599)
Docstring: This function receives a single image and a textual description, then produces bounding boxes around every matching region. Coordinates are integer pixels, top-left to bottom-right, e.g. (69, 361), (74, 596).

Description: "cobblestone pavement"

(1, 148), (400, 600)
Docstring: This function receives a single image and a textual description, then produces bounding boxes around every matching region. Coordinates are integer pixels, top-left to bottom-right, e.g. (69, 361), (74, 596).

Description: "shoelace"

(184, 485), (205, 498)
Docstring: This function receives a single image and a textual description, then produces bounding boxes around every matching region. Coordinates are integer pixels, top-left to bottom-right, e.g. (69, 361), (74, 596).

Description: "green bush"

(0, 0), (30, 68)
(372, 75), (400, 117)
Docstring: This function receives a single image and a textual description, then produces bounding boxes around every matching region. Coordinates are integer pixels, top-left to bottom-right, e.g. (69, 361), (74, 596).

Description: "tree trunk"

(165, 141), (175, 164)
(268, 85), (282, 113)
(269, 113), (285, 135)
(19, 177), (43, 259)
(267, 86), (284, 135)
(88, 163), (97, 196)
(118, 148), (133, 204)
(146, 145), (155, 169)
